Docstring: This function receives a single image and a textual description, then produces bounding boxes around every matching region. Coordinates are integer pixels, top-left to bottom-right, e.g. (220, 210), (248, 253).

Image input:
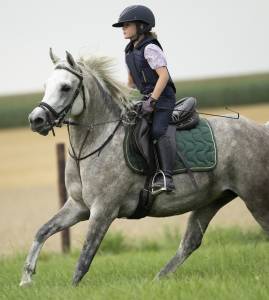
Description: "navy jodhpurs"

(151, 95), (176, 140)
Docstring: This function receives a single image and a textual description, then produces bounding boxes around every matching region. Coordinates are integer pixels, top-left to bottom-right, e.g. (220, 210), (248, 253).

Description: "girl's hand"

(142, 96), (157, 113)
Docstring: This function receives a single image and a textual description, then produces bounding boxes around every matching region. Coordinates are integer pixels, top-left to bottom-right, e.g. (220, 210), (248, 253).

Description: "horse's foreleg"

(243, 196), (269, 235)
(20, 198), (89, 287)
(72, 207), (118, 286)
(155, 191), (236, 280)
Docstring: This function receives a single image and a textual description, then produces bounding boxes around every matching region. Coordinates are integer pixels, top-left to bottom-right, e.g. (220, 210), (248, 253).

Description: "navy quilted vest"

(125, 36), (176, 96)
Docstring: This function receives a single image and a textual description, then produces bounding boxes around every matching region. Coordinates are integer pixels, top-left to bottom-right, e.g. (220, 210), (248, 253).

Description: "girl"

(112, 5), (176, 193)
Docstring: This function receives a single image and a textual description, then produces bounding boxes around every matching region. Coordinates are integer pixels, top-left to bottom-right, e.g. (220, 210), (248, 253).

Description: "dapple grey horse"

(20, 49), (269, 287)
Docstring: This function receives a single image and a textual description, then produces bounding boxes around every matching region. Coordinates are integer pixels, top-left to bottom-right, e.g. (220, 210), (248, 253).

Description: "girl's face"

(122, 22), (137, 39)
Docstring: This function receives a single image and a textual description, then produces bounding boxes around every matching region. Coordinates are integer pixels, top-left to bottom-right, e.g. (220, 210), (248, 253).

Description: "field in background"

(175, 72), (269, 107)
(0, 72), (268, 128)
(1, 229), (268, 300)
(0, 103), (268, 256)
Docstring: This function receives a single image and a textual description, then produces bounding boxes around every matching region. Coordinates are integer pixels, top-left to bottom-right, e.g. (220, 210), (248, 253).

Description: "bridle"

(37, 64), (123, 167)
(38, 65), (86, 135)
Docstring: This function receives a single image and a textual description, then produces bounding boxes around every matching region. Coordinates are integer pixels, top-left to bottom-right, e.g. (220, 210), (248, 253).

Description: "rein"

(67, 119), (122, 162)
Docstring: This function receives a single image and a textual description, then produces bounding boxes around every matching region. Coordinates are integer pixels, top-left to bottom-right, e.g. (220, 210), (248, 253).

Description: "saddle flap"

(133, 117), (152, 166)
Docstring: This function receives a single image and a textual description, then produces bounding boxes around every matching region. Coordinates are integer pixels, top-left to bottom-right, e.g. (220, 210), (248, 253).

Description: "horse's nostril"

(35, 117), (45, 125)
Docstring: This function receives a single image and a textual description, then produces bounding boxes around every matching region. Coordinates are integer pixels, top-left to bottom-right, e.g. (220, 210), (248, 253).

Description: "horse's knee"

(190, 237), (202, 250)
(180, 235), (202, 256)
(35, 224), (54, 243)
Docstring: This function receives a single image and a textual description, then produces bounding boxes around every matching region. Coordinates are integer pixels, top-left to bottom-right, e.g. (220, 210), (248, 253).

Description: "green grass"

(175, 72), (269, 108)
(0, 72), (268, 129)
(0, 92), (41, 129)
(0, 228), (268, 300)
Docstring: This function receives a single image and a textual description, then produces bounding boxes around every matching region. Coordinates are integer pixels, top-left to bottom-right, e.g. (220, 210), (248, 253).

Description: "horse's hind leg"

(155, 190), (237, 280)
(20, 198), (89, 287)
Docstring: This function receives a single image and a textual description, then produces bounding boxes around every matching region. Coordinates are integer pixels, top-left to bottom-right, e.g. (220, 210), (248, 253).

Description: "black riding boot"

(152, 130), (176, 193)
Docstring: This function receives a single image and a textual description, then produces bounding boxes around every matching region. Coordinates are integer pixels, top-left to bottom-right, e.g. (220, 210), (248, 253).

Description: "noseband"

(38, 65), (86, 135)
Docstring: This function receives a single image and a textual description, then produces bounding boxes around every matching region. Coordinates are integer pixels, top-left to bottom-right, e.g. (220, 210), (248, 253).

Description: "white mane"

(78, 55), (136, 109)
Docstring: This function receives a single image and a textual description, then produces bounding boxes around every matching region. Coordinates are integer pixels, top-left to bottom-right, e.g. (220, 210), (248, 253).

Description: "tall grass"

(0, 228), (268, 300)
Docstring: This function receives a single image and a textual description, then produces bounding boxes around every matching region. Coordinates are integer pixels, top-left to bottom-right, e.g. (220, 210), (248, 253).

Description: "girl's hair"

(145, 31), (158, 39)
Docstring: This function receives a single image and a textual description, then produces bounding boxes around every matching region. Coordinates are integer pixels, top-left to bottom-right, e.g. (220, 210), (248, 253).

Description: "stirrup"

(151, 170), (167, 195)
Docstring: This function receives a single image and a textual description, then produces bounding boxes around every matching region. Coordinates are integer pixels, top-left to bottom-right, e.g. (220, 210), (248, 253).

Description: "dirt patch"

(0, 103), (268, 256)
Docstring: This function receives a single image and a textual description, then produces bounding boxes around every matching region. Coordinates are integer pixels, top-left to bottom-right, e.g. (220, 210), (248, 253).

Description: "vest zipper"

(141, 70), (147, 83)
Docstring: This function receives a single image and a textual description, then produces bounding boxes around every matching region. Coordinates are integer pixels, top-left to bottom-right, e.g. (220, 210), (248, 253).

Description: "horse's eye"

(61, 84), (71, 92)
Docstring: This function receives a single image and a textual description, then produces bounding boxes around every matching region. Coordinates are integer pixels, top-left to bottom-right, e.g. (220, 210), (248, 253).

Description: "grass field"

(1, 228), (268, 300)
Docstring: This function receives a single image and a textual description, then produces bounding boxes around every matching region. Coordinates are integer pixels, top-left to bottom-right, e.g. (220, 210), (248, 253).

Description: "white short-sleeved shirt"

(126, 43), (167, 72)
(144, 43), (167, 69)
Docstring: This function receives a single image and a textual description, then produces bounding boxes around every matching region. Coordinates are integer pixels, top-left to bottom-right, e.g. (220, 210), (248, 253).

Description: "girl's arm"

(151, 66), (169, 100)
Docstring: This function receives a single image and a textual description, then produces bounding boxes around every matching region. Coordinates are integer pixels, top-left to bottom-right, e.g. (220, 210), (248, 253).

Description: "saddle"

(171, 96), (199, 129)
(124, 97), (201, 219)
(131, 97), (199, 168)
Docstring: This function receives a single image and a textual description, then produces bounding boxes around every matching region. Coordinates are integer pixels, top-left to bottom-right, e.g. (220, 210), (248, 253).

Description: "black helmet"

(112, 5), (155, 31)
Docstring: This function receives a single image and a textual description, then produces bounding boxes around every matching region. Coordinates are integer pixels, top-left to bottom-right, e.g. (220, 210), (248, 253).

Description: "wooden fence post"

(56, 143), (70, 253)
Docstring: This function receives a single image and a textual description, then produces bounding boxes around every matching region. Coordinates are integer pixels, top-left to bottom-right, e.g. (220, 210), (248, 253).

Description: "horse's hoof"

(153, 272), (162, 282)
(19, 280), (32, 287)
(72, 271), (82, 287)
(72, 279), (80, 287)
(19, 274), (32, 287)
(153, 268), (172, 281)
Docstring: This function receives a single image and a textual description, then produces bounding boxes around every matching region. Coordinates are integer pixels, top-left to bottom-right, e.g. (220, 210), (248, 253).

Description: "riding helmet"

(112, 5), (155, 32)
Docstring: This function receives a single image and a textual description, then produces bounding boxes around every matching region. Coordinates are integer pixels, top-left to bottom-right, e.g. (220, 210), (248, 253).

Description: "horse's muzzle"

(28, 107), (52, 136)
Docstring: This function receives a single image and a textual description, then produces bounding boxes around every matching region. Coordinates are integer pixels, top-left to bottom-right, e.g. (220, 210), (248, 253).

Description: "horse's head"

(29, 49), (86, 136)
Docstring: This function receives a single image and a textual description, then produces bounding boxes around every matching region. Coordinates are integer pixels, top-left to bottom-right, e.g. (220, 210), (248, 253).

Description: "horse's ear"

(66, 51), (77, 68)
(49, 47), (60, 64)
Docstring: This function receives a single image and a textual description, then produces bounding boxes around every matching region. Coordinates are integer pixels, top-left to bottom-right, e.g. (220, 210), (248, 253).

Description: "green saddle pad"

(123, 118), (217, 175)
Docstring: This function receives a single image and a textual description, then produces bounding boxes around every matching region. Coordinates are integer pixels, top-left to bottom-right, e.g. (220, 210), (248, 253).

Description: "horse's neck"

(69, 89), (121, 153)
